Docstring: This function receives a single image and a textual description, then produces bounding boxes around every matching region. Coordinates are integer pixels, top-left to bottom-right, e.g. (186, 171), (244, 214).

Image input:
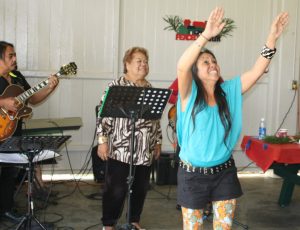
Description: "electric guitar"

(168, 104), (176, 131)
(0, 62), (77, 141)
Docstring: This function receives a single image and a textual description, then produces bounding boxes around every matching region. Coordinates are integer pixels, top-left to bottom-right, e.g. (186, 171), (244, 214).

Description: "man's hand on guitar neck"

(48, 75), (59, 90)
(0, 97), (19, 112)
(29, 74), (59, 105)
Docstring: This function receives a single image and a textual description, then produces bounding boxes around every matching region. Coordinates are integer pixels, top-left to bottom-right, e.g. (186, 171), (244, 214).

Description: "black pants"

(0, 166), (19, 213)
(102, 159), (151, 226)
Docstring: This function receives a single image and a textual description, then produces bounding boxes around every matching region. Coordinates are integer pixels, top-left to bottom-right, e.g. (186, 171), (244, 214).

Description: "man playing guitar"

(0, 41), (59, 223)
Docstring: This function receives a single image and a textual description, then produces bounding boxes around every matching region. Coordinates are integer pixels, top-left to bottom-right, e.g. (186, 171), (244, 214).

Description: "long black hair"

(191, 49), (232, 144)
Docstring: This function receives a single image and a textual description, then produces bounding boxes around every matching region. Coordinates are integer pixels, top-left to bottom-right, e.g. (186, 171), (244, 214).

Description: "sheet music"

(0, 150), (60, 164)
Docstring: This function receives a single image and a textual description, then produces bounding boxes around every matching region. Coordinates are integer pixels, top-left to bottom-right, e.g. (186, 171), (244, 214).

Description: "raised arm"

(241, 12), (289, 93)
(177, 7), (225, 110)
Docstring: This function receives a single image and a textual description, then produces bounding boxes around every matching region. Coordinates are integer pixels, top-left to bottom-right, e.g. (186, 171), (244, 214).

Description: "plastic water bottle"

(258, 118), (266, 140)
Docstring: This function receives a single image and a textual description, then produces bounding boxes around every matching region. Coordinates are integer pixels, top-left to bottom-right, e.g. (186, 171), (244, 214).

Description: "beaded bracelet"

(98, 136), (108, 144)
(195, 34), (210, 47)
(200, 33), (209, 42)
(260, 45), (276, 59)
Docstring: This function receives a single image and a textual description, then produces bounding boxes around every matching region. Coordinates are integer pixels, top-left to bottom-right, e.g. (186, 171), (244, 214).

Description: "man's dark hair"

(0, 41), (14, 60)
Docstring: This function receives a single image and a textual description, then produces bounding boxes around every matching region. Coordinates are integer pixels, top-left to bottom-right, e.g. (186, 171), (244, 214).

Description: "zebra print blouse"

(96, 76), (162, 166)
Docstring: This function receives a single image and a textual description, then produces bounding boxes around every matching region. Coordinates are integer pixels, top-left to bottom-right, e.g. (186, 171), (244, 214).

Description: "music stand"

(99, 86), (171, 230)
(0, 135), (70, 230)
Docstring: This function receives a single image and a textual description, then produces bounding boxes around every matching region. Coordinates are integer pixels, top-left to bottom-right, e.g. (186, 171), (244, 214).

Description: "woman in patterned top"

(97, 47), (162, 230)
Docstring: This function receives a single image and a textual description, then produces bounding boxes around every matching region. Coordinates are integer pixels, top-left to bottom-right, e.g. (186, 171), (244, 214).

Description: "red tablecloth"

(241, 136), (300, 172)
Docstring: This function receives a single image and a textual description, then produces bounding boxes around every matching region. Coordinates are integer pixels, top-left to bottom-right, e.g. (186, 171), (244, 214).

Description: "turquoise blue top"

(176, 76), (242, 167)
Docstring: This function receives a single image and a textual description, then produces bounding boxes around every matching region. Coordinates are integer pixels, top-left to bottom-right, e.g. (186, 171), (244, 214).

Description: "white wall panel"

(0, 0), (299, 172)
(0, 0), (117, 76)
(15, 0), (28, 69)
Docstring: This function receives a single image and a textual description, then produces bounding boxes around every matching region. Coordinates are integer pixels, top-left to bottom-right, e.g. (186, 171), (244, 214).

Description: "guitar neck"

(15, 62), (76, 103)
(16, 72), (59, 103)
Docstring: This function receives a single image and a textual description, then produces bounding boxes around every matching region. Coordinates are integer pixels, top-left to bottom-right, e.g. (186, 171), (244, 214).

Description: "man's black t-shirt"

(0, 71), (31, 136)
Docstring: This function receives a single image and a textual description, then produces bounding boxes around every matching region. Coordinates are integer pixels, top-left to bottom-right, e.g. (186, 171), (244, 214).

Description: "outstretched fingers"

(214, 7), (224, 23)
(271, 12), (289, 38)
(277, 12), (289, 27)
(209, 7), (224, 24)
(205, 7), (226, 38)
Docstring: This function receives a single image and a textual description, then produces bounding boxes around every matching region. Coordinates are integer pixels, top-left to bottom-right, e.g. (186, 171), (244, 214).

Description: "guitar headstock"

(57, 62), (77, 76)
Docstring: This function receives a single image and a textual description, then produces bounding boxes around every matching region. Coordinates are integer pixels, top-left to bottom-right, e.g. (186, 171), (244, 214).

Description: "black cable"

(22, 122), (59, 193)
(66, 129), (100, 195)
(73, 129), (95, 176)
(73, 108), (100, 179)
(39, 159), (58, 223)
(147, 186), (177, 201)
(46, 120), (64, 135)
(52, 143), (79, 200)
(237, 161), (254, 172)
(40, 111), (100, 201)
(45, 119), (95, 181)
(23, 113), (104, 223)
(83, 222), (102, 230)
(235, 89), (297, 174)
(1, 221), (15, 230)
(54, 135), (99, 201)
(23, 122), (64, 221)
(56, 227), (75, 230)
(147, 123), (178, 201)
(21, 118), (102, 229)
(274, 89), (297, 134)
(35, 212), (64, 225)
(15, 127), (58, 226)
(22, 120), (98, 226)
(86, 192), (103, 200)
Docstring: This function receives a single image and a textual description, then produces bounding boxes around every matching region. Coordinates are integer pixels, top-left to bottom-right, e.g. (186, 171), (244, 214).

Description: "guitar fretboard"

(16, 79), (49, 103)
(14, 62), (76, 103)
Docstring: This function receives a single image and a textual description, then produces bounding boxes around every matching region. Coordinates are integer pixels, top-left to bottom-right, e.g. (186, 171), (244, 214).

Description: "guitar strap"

(9, 72), (18, 78)
(8, 71), (31, 91)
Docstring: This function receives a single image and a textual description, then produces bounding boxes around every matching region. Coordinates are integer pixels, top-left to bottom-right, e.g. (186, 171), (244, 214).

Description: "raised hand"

(269, 12), (289, 41)
(202, 7), (226, 39)
(241, 11), (289, 94)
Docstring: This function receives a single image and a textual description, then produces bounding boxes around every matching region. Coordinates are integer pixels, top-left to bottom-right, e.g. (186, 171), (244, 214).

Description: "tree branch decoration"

(163, 15), (236, 41)
(163, 15), (183, 32)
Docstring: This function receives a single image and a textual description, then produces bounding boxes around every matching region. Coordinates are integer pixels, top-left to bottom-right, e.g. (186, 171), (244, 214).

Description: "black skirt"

(177, 165), (243, 209)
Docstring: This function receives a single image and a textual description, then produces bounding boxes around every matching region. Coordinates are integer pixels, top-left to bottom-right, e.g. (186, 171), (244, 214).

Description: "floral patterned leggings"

(181, 199), (236, 230)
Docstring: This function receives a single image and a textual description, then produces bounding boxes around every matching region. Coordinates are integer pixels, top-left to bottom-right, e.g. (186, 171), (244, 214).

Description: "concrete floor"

(1, 175), (300, 230)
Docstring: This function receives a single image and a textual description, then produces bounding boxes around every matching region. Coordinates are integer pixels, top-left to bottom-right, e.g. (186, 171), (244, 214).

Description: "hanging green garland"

(163, 15), (236, 41)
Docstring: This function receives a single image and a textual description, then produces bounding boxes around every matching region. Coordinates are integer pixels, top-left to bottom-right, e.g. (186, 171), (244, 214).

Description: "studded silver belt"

(179, 157), (234, 175)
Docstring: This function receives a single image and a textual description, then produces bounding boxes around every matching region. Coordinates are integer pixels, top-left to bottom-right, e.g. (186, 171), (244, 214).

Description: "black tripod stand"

(117, 110), (138, 230)
(99, 86), (171, 230)
(17, 146), (47, 230)
(0, 135), (71, 230)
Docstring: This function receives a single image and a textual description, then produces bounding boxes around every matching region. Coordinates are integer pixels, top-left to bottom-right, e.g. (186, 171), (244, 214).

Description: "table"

(241, 136), (300, 207)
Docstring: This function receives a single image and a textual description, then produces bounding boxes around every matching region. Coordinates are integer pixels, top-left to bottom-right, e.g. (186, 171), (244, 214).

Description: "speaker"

(155, 152), (178, 185)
